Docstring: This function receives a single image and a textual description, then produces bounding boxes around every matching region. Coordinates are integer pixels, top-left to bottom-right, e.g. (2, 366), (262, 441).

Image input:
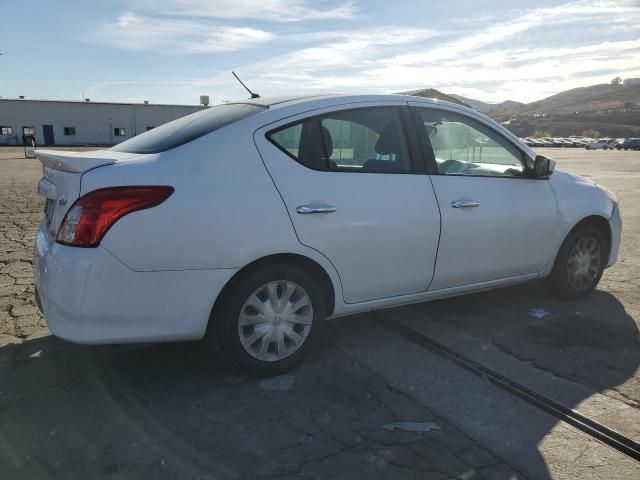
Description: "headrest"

(320, 125), (333, 157)
(375, 122), (401, 155)
(301, 123), (334, 169)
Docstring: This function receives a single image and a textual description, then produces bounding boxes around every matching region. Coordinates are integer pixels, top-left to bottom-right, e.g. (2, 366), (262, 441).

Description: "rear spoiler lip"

(36, 149), (147, 174)
(35, 149), (123, 173)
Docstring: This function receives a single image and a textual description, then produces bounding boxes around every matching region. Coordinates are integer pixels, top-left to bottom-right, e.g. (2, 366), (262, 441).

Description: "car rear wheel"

(212, 264), (326, 377)
(549, 225), (606, 299)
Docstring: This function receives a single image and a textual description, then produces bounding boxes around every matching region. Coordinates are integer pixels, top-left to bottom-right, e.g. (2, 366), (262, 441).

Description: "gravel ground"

(0, 149), (46, 344)
(1, 145), (639, 479)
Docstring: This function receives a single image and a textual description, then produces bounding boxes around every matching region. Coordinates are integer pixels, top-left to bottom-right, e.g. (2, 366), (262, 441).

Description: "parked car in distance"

(33, 94), (622, 376)
(586, 138), (618, 150)
(616, 138), (640, 150)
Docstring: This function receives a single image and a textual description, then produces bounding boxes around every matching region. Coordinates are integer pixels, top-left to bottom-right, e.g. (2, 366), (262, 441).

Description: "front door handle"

(451, 200), (480, 208)
(296, 204), (337, 214)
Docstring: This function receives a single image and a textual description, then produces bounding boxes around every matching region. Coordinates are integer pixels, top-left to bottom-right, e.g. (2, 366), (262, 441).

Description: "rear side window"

(112, 103), (266, 154)
(267, 107), (411, 173)
(269, 123), (303, 158)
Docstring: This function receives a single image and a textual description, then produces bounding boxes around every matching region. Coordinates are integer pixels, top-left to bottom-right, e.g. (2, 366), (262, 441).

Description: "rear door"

(254, 103), (441, 304)
(409, 103), (559, 290)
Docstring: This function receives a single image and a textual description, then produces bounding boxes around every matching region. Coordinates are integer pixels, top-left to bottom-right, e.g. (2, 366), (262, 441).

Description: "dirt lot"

(1, 146), (639, 479)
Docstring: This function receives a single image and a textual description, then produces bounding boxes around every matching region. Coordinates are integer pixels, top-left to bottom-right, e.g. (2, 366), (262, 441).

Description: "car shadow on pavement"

(0, 284), (638, 480)
(414, 282), (640, 404)
(396, 282), (640, 477)
(0, 328), (519, 479)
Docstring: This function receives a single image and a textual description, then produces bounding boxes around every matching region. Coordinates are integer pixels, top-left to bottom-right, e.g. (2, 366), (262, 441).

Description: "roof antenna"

(232, 71), (260, 99)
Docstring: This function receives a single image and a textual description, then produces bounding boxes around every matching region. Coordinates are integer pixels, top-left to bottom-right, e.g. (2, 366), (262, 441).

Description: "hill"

(487, 100), (526, 117)
(491, 84), (640, 137)
(409, 83), (640, 137)
(491, 84), (640, 120)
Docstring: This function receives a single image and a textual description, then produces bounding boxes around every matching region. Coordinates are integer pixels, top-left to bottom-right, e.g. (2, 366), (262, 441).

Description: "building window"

(64, 127), (76, 136)
(146, 126), (155, 131)
(22, 127), (35, 135)
(114, 128), (126, 136)
(1, 126), (13, 135)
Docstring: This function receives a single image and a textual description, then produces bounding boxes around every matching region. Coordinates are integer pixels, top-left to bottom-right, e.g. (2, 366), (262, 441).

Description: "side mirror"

(533, 155), (555, 178)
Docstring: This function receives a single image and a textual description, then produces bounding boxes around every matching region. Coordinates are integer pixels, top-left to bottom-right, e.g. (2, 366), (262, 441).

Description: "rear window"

(111, 103), (266, 154)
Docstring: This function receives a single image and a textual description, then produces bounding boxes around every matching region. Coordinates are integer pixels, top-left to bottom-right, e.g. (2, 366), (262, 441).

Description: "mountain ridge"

(408, 83), (640, 137)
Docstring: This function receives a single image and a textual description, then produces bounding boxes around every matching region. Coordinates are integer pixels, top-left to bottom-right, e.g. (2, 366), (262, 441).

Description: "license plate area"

(44, 198), (55, 233)
(38, 177), (59, 238)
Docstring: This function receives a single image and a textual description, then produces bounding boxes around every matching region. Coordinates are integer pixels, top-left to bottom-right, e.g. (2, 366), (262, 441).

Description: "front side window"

(415, 108), (525, 177)
(268, 107), (411, 173)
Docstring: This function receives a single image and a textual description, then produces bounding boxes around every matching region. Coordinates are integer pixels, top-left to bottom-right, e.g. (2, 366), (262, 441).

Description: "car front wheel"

(550, 225), (607, 299)
(212, 264), (326, 377)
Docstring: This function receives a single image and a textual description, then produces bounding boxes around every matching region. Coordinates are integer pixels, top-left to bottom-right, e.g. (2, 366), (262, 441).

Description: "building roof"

(0, 97), (205, 108)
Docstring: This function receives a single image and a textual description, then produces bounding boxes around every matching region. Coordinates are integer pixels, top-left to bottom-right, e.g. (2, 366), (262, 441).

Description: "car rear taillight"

(56, 186), (174, 247)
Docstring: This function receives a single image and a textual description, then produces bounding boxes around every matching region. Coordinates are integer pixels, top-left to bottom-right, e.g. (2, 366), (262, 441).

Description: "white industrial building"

(623, 77), (640, 87)
(0, 97), (207, 146)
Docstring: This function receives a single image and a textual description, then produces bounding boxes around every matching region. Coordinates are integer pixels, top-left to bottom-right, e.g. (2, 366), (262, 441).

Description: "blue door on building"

(42, 125), (55, 146)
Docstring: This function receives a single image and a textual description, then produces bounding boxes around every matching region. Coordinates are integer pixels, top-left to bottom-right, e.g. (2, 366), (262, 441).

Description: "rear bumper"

(34, 226), (237, 344)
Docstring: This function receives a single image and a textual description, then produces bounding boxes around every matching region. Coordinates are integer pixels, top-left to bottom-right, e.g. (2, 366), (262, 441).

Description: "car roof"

(229, 94), (335, 107)
(228, 93), (466, 111)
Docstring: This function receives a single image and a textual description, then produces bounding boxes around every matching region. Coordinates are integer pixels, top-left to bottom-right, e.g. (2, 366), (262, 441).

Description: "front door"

(42, 125), (55, 146)
(410, 104), (559, 291)
(255, 104), (441, 304)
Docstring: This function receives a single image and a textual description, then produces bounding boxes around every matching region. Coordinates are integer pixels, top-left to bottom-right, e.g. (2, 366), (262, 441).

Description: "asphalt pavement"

(1, 146), (639, 479)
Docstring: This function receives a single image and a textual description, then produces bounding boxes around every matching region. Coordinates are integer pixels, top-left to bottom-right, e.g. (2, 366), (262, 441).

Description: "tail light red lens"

(56, 186), (174, 247)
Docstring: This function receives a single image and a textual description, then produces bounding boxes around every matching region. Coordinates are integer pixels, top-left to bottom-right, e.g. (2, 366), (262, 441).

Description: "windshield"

(111, 103), (266, 154)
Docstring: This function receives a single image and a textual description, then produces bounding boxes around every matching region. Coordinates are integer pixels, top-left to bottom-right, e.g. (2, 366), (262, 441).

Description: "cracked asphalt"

(1, 146), (639, 479)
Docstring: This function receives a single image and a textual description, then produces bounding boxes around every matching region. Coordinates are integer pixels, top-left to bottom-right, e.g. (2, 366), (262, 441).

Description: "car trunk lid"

(35, 149), (139, 239)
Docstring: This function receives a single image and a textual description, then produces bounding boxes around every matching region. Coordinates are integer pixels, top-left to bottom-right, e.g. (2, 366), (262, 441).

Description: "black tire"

(549, 225), (607, 299)
(211, 263), (327, 377)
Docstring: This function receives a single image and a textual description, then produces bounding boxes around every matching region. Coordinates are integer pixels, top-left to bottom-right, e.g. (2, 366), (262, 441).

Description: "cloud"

(186, 27), (439, 95)
(194, 0), (640, 103)
(134, 0), (357, 22)
(383, 0), (640, 66)
(87, 0), (358, 54)
(88, 12), (274, 53)
(84, 0), (640, 104)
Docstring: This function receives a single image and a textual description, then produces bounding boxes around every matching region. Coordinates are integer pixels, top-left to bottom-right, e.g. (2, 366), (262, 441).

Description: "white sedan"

(34, 94), (622, 376)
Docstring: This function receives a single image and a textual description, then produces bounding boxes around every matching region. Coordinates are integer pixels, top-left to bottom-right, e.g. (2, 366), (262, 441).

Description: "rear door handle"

(451, 200), (480, 208)
(296, 204), (337, 214)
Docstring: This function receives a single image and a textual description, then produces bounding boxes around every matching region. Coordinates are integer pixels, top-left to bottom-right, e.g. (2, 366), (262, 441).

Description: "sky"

(1, 0), (639, 105)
